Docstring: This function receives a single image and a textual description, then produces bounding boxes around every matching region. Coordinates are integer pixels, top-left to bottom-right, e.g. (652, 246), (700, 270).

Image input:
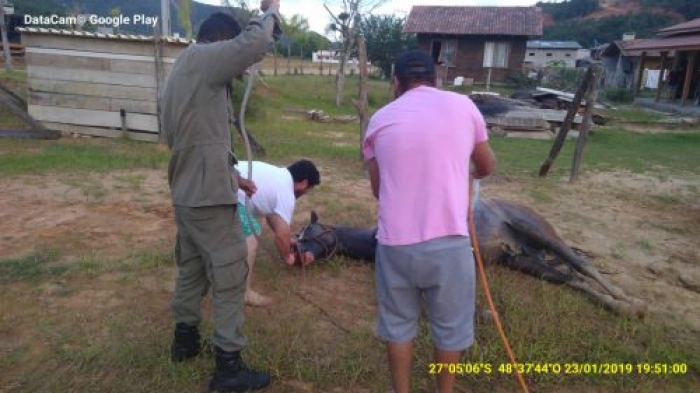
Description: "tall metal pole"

(161, 0), (171, 37)
(0, 3), (13, 72)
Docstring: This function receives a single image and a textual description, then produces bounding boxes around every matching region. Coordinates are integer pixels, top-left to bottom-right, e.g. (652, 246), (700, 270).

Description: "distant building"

(312, 50), (342, 64)
(524, 40), (586, 68)
(403, 6), (543, 84)
(622, 18), (700, 106)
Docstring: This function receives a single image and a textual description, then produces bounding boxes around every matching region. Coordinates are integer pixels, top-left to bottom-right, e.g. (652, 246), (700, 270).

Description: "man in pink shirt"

(363, 50), (497, 393)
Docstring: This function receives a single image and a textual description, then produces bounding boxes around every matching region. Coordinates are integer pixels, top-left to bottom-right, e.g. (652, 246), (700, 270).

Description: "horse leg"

(567, 280), (648, 318)
(501, 252), (576, 284)
(506, 217), (628, 301)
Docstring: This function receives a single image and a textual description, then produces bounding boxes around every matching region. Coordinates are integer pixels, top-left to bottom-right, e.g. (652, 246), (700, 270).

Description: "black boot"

(208, 347), (270, 392)
(171, 323), (201, 362)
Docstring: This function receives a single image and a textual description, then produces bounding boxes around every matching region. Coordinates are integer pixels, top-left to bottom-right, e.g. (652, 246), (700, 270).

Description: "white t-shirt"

(236, 161), (295, 224)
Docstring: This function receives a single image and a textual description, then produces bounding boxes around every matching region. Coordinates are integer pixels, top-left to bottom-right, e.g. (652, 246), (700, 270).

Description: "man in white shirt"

(236, 160), (320, 306)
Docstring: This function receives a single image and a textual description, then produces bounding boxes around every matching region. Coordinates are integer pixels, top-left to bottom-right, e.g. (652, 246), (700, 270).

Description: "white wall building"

(524, 40), (585, 68)
(312, 50), (343, 64)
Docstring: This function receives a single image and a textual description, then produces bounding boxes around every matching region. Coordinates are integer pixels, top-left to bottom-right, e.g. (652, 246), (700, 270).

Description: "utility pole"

(161, 0), (171, 37)
(0, 1), (13, 72)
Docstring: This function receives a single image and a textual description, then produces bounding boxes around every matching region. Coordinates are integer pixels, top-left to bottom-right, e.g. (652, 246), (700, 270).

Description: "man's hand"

(260, 0), (280, 12)
(285, 251), (315, 267)
(285, 253), (296, 267)
(238, 177), (257, 198)
(289, 239), (315, 267)
(299, 251), (315, 267)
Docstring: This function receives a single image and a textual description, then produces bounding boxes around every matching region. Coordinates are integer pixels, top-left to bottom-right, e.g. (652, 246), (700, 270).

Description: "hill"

(538, 0), (697, 48)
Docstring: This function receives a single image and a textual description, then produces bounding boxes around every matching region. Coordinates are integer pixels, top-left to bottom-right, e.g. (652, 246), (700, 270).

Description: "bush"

(505, 71), (538, 89)
(604, 88), (635, 103)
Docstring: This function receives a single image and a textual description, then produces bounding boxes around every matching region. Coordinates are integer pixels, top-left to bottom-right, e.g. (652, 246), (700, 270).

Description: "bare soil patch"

(2, 165), (700, 334)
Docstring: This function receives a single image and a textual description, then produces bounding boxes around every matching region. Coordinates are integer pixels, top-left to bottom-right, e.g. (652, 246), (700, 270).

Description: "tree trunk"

(335, 49), (352, 106)
(355, 35), (369, 159)
(299, 45), (304, 75)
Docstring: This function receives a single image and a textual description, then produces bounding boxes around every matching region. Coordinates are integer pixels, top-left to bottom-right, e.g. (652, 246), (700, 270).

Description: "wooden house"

(403, 6), (542, 85)
(20, 27), (192, 141)
(623, 18), (700, 106)
(592, 38), (663, 90)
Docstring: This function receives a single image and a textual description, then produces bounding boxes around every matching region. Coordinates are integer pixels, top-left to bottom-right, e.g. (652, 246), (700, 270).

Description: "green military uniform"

(162, 7), (278, 352)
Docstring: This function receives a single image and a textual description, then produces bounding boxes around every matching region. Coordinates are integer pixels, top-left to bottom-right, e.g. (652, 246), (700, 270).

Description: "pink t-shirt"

(363, 86), (488, 246)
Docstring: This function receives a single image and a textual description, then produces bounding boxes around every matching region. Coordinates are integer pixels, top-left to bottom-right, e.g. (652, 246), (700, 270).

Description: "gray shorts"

(375, 236), (476, 351)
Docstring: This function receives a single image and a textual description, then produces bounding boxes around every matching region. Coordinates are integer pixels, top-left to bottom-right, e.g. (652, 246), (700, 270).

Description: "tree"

(643, 0), (700, 20)
(271, 15), (330, 62)
(542, 12), (676, 47)
(359, 14), (416, 78)
(177, 0), (192, 39)
(536, 0), (600, 21)
(324, 0), (387, 106)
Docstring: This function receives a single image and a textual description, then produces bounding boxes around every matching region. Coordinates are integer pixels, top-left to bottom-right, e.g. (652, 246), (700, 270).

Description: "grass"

(602, 107), (669, 123)
(0, 138), (170, 178)
(1, 74), (699, 392)
(489, 128), (700, 176)
(2, 250), (698, 392)
(0, 248), (65, 282)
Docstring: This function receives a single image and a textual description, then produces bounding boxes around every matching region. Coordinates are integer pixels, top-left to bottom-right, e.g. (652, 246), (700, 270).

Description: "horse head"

(295, 211), (339, 262)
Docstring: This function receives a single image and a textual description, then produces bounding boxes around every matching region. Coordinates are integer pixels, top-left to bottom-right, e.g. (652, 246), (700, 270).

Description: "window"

(483, 42), (510, 68)
(565, 53), (572, 57)
(529, 52), (535, 56)
(431, 40), (457, 67)
(546, 53), (553, 57)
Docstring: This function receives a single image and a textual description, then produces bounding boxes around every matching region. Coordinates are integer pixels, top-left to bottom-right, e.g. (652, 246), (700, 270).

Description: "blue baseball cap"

(394, 50), (436, 80)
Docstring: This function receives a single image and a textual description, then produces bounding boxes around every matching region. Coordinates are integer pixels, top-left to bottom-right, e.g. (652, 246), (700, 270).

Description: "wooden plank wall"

(23, 34), (186, 141)
(418, 35), (529, 84)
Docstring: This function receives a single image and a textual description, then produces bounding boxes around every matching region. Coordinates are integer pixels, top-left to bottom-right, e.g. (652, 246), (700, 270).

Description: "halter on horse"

(294, 212), (376, 263)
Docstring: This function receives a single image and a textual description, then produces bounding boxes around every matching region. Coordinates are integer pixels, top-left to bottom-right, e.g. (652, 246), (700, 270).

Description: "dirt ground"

(1, 163), (699, 335)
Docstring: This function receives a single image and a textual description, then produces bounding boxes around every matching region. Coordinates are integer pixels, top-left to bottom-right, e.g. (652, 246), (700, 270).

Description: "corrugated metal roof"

(657, 18), (700, 37)
(403, 6), (542, 37)
(18, 27), (193, 44)
(527, 40), (582, 50)
(623, 35), (700, 53)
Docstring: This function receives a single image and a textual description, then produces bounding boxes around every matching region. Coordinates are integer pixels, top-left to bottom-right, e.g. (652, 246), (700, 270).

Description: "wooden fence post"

(154, 32), (166, 146)
(538, 64), (597, 177)
(273, 44), (278, 76)
(286, 44), (291, 75)
(0, 5), (13, 72)
(570, 64), (604, 182)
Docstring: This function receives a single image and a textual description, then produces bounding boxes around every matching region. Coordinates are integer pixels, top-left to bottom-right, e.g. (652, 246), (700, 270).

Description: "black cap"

(394, 50), (435, 80)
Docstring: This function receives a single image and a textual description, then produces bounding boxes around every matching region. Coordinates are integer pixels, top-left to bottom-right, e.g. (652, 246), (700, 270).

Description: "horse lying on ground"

(294, 199), (648, 318)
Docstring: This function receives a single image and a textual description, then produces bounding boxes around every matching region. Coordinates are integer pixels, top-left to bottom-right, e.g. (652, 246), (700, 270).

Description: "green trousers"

(172, 205), (248, 352)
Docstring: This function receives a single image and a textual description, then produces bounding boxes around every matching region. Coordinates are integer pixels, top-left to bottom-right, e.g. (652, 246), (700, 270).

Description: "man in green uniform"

(161, 1), (281, 391)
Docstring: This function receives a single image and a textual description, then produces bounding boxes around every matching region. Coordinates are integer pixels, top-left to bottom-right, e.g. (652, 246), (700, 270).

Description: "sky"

(197, 0), (544, 34)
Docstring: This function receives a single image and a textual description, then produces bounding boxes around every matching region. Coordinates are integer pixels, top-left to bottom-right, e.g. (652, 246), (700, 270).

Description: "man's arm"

(203, 2), (281, 85)
(265, 213), (295, 265)
(367, 158), (380, 199)
(471, 141), (497, 179)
